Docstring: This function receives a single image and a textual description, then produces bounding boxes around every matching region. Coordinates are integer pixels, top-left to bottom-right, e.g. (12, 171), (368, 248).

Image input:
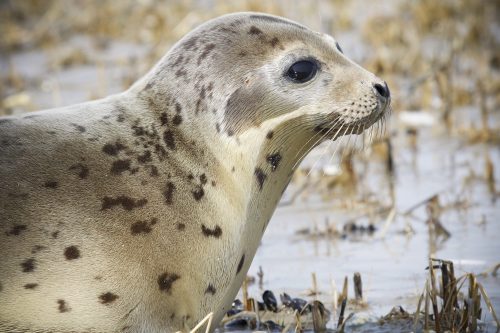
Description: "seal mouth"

(315, 101), (391, 141)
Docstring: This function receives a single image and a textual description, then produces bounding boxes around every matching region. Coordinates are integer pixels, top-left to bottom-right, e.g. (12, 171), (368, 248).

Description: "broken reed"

(414, 258), (500, 332)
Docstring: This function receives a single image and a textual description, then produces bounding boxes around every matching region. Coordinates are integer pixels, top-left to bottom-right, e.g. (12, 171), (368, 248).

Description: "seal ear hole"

(286, 60), (318, 83)
(335, 42), (343, 54)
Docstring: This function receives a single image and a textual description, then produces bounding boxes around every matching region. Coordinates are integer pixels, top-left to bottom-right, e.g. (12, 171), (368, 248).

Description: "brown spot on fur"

(21, 258), (36, 272)
(99, 292), (119, 304)
(111, 159), (131, 175)
(137, 151), (152, 164)
(175, 68), (187, 77)
(163, 182), (175, 205)
(177, 223), (185, 231)
(238, 51), (248, 57)
(6, 224), (27, 236)
(197, 43), (216, 65)
(172, 114), (183, 126)
(236, 254), (245, 274)
(131, 221), (151, 235)
(192, 186), (204, 201)
(71, 124), (86, 133)
(254, 168), (267, 190)
(154, 143), (168, 160)
(31, 245), (46, 254)
(157, 272), (180, 294)
(160, 112), (168, 126)
(171, 55), (184, 68)
(266, 153), (282, 171)
(24, 283), (38, 289)
(51, 231), (60, 239)
(181, 36), (198, 50)
(269, 37), (280, 48)
(102, 142), (126, 156)
(44, 181), (58, 189)
(195, 98), (203, 114)
(150, 165), (159, 177)
(201, 224), (222, 238)
(101, 196), (148, 211)
(163, 130), (176, 150)
(57, 299), (70, 313)
(131, 218), (157, 235)
(249, 26), (263, 35)
(205, 284), (216, 295)
(211, 180), (216, 187)
(69, 163), (89, 179)
(64, 246), (80, 260)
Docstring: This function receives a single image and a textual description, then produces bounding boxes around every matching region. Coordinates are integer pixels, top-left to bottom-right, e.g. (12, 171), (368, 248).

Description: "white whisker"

(305, 123), (346, 177)
(291, 117), (341, 171)
(339, 126), (355, 166)
(321, 124), (351, 173)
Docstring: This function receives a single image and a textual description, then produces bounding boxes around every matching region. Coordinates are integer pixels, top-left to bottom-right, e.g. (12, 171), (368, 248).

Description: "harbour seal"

(0, 12), (390, 333)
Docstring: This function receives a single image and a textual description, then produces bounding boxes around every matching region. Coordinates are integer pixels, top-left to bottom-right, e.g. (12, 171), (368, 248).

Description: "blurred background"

(1, 0), (499, 331)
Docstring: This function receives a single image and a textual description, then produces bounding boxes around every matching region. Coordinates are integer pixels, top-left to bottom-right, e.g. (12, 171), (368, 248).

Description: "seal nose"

(373, 81), (390, 99)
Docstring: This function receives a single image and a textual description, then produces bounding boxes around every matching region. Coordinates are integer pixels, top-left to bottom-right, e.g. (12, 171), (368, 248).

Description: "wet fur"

(0, 12), (388, 333)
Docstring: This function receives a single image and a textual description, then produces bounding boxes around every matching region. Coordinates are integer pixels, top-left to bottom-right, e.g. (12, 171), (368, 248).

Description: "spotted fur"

(0, 12), (389, 333)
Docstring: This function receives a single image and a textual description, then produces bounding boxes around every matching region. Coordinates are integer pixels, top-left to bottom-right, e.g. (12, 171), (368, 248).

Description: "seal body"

(0, 12), (390, 332)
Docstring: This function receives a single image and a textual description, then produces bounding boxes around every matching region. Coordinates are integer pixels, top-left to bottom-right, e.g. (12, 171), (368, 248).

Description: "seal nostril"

(374, 82), (390, 99)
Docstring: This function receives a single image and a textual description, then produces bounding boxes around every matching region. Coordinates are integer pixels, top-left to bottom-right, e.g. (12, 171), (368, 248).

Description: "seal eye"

(286, 60), (318, 83)
(335, 42), (343, 54)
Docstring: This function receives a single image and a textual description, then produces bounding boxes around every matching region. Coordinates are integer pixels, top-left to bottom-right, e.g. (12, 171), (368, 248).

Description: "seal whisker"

(297, 116), (345, 173)
(292, 122), (330, 160)
(291, 116), (342, 171)
(300, 115), (345, 177)
(322, 124), (352, 174)
(339, 126), (356, 166)
(291, 111), (342, 164)
(308, 123), (345, 178)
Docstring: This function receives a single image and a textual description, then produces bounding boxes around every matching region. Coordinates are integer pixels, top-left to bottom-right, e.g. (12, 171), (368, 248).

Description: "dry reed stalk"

(312, 300), (327, 332)
(353, 272), (363, 301)
(257, 266), (264, 290)
(311, 272), (318, 297)
(242, 277), (248, 310)
(415, 258), (500, 331)
(337, 297), (347, 330)
(294, 309), (303, 333)
(485, 153), (496, 196)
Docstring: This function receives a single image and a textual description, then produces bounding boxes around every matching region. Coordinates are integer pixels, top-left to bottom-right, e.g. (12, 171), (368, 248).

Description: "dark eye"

(286, 60), (318, 83)
(335, 42), (343, 54)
